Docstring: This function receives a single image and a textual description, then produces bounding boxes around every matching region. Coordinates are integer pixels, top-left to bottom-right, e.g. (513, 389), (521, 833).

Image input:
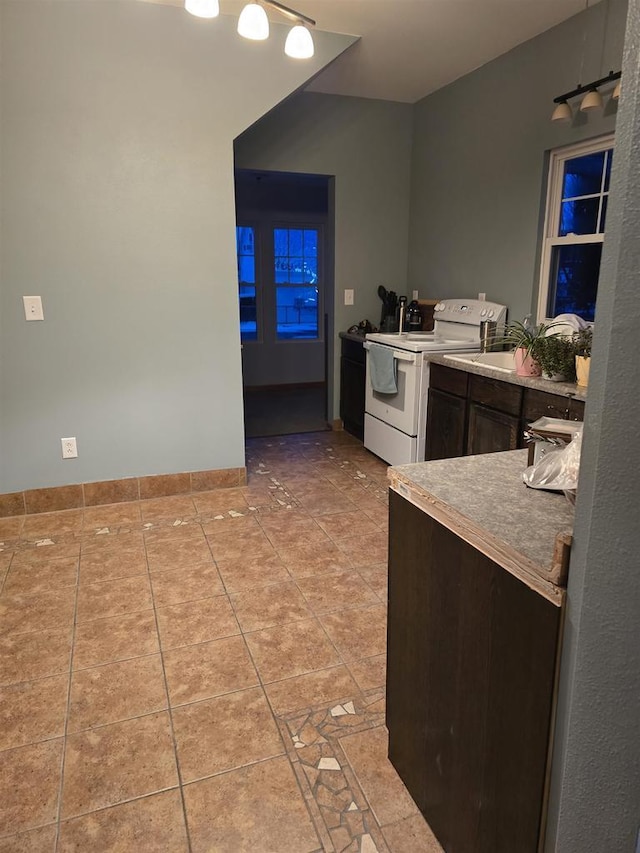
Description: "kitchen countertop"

(388, 449), (573, 604)
(428, 352), (587, 400)
(339, 331), (368, 343)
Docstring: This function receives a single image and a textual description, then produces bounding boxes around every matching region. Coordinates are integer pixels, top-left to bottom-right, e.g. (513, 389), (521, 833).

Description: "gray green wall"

(546, 0), (640, 845)
(234, 93), (414, 419)
(408, 0), (627, 323)
(0, 1), (355, 492)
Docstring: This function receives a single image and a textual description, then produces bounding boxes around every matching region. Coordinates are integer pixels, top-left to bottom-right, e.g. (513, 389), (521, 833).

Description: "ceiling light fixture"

(551, 70), (621, 121)
(185, 0), (219, 18)
(185, 0), (316, 59)
(237, 3), (269, 40)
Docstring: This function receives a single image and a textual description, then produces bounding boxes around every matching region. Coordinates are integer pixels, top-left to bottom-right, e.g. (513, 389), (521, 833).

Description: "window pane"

(273, 226), (319, 286)
(288, 229), (303, 256)
(547, 243), (602, 322)
(304, 230), (318, 256)
(274, 228), (288, 256)
(276, 286), (318, 340)
(559, 198), (600, 236)
(236, 226), (257, 341)
(236, 226), (255, 283)
(562, 152), (605, 199)
(239, 284), (257, 341)
(604, 149), (613, 192)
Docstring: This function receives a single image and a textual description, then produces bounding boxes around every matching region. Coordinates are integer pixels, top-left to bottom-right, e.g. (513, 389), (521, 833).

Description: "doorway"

(234, 169), (333, 438)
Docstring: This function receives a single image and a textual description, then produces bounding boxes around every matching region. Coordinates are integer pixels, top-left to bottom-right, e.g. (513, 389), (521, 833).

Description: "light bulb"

(580, 88), (603, 111)
(237, 3), (269, 40)
(612, 79), (621, 100)
(185, 0), (219, 18)
(285, 25), (314, 59)
(551, 101), (572, 122)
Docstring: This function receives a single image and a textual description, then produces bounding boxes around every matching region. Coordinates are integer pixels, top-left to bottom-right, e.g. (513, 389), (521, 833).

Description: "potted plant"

(536, 335), (577, 382)
(573, 327), (593, 388)
(499, 319), (557, 377)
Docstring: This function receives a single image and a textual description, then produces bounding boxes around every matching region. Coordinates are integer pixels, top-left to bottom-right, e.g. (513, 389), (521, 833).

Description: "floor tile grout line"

(50, 784), (183, 829)
(52, 565), (80, 851)
(228, 588), (330, 853)
(144, 530), (196, 853)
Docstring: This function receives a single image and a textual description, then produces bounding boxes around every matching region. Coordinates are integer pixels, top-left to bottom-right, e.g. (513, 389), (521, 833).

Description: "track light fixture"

(185, 0), (316, 59)
(551, 70), (621, 122)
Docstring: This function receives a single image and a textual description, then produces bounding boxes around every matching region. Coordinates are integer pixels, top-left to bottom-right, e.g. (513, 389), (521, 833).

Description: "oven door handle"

(363, 342), (415, 363)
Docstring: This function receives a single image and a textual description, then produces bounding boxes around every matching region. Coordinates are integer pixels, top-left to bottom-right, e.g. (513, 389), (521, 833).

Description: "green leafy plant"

(497, 319), (559, 361)
(536, 335), (577, 381)
(572, 327), (593, 358)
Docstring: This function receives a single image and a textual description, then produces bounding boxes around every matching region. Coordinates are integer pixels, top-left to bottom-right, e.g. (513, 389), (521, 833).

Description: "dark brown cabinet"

(339, 336), (366, 440)
(467, 403), (520, 455)
(523, 388), (585, 423)
(426, 364), (584, 461)
(387, 490), (562, 852)
(426, 389), (467, 460)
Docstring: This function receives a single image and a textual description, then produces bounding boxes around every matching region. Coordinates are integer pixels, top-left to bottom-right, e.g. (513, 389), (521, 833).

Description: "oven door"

(364, 343), (422, 436)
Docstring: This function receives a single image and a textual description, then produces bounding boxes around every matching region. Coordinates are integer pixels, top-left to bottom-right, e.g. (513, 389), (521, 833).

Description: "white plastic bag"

(522, 428), (583, 496)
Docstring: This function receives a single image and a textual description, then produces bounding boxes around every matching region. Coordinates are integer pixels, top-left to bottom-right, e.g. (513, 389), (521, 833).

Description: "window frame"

(536, 133), (614, 323)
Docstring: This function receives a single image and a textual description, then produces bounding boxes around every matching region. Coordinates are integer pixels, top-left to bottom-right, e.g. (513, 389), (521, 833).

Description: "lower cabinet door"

(425, 389), (467, 460)
(467, 402), (520, 455)
(387, 491), (562, 853)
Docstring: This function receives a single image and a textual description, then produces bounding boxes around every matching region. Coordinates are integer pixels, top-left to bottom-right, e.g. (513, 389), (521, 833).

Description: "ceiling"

(144, 0), (601, 103)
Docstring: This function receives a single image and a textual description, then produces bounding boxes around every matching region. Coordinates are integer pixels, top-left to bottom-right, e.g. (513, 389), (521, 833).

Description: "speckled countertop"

(428, 353), (587, 400)
(389, 450), (573, 602)
(338, 331), (368, 343)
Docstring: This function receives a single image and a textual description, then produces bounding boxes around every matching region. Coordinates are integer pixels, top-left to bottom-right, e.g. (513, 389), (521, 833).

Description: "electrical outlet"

(344, 289), (354, 306)
(23, 296), (44, 321)
(61, 437), (78, 459)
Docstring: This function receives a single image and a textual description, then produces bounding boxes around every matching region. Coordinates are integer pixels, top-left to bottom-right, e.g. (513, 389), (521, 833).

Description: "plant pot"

(542, 371), (567, 382)
(515, 347), (542, 377)
(575, 355), (590, 388)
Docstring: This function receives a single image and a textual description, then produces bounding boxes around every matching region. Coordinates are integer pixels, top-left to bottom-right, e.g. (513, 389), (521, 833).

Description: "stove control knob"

(480, 308), (488, 317)
(487, 309), (495, 318)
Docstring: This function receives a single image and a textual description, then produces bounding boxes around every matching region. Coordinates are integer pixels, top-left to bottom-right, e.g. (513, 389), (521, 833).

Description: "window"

(537, 135), (614, 322)
(236, 226), (258, 342)
(274, 227), (319, 340)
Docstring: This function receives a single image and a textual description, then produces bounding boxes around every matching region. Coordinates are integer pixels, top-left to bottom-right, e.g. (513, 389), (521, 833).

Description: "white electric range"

(363, 299), (507, 465)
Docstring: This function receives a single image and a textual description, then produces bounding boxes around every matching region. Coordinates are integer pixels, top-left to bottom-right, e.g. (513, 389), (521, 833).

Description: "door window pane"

(547, 243), (602, 322)
(236, 226), (257, 341)
(239, 284), (257, 341)
(276, 285), (318, 340)
(274, 227), (319, 285)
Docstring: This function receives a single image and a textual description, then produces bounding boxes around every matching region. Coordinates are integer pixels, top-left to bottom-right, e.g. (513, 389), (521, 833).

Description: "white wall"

(234, 92), (414, 418)
(0, 0), (355, 492)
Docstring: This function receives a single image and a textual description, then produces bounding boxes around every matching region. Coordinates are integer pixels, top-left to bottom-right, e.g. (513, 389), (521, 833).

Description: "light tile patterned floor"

(0, 431), (442, 852)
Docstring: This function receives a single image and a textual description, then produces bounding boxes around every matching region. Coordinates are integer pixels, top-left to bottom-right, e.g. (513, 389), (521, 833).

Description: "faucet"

(397, 296), (407, 335)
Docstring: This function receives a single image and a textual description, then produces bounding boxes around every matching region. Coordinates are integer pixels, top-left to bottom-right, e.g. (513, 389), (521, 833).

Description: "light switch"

(23, 296), (44, 321)
(344, 289), (354, 306)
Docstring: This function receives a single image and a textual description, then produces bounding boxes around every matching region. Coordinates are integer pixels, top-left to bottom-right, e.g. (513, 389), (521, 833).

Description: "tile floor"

(0, 431), (442, 853)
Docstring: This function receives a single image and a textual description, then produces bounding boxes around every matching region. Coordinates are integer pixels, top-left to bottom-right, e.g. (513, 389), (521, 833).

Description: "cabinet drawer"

(469, 374), (522, 416)
(523, 389), (573, 423)
(429, 363), (468, 397)
(341, 337), (366, 365)
(523, 389), (586, 424)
